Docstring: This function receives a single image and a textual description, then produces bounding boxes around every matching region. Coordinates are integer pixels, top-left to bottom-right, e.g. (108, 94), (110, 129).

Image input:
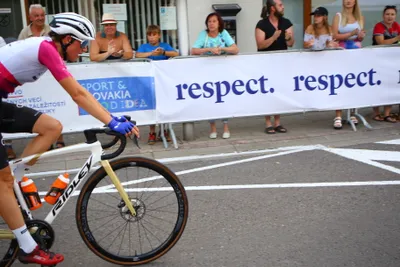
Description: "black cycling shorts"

(0, 100), (43, 169)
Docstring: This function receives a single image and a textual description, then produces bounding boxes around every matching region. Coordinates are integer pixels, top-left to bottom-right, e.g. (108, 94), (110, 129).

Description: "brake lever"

(129, 135), (141, 149)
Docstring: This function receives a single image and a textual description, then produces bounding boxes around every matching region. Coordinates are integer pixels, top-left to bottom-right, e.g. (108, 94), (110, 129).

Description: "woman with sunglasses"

(0, 12), (139, 266)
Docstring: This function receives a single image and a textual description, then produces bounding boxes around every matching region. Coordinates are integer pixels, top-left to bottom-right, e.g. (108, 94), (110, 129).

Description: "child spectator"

(136, 25), (179, 144)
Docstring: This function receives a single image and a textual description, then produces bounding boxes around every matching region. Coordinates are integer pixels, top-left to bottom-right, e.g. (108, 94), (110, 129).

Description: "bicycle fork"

(100, 160), (137, 216)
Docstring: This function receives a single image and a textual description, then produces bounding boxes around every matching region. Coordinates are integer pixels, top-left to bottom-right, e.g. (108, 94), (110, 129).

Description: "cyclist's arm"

(38, 41), (112, 124)
(58, 77), (112, 124)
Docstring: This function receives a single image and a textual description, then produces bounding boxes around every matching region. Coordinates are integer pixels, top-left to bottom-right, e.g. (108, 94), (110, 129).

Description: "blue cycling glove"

(108, 117), (134, 134)
(112, 115), (127, 122)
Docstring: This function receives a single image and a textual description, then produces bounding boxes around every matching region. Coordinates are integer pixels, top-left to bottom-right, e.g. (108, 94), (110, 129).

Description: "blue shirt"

(137, 42), (175, 60)
(192, 30), (235, 54)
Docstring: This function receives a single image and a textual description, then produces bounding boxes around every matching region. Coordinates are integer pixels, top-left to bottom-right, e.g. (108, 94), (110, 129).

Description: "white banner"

(154, 47), (400, 123)
(4, 61), (155, 139)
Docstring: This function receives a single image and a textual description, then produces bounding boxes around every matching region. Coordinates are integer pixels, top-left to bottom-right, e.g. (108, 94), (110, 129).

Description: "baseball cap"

(310, 7), (328, 16)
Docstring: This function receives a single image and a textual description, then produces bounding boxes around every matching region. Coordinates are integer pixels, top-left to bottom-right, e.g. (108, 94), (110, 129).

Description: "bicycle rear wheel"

(76, 157), (188, 265)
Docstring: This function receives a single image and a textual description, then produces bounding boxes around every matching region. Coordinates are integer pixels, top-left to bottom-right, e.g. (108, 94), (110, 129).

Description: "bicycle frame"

(0, 140), (136, 239)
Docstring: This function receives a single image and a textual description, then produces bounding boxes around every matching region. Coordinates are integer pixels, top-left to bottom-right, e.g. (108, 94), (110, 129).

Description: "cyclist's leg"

(0, 102), (64, 264)
(1, 102), (62, 158)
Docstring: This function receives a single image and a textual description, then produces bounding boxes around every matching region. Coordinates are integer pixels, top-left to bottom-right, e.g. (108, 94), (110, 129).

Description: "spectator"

(18, 4), (51, 40)
(17, 4), (65, 151)
(191, 12), (239, 139)
(304, 7), (339, 50)
(136, 25), (179, 144)
(90, 13), (133, 62)
(331, 0), (365, 129)
(255, 0), (294, 134)
(371, 5), (399, 123)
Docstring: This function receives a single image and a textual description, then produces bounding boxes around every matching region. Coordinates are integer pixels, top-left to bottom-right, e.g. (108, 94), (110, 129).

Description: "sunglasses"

(71, 36), (89, 48)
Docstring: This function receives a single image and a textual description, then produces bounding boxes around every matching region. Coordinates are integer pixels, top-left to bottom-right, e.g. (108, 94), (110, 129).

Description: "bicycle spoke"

(117, 222), (129, 256)
(88, 211), (120, 222)
(97, 221), (127, 244)
(145, 191), (176, 207)
(142, 218), (170, 236)
(140, 180), (170, 203)
(139, 168), (152, 200)
(137, 220), (143, 254)
(139, 220), (154, 251)
(146, 202), (177, 213)
(89, 197), (119, 210)
(105, 221), (129, 251)
(145, 213), (176, 225)
(90, 215), (120, 234)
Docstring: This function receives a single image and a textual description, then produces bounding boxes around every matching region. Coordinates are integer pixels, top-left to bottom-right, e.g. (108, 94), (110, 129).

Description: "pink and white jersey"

(0, 36), (71, 96)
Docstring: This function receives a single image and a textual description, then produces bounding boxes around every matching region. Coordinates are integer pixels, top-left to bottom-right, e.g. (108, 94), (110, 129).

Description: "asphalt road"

(5, 139), (400, 267)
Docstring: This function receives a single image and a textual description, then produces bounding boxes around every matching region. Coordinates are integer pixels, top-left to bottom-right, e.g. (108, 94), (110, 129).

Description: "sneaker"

(148, 132), (156, 145)
(18, 245), (64, 265)
(157, 130), (172, 142)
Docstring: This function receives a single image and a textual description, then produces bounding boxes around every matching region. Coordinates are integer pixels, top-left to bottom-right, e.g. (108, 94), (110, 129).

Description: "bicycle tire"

(75, 157), (188, 265)
(0, 239), (18, 267)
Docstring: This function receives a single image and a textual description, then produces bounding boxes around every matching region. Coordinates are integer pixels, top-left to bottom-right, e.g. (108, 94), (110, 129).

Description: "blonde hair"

(341, 0), (363, 28)
(313, 16), (331, 37)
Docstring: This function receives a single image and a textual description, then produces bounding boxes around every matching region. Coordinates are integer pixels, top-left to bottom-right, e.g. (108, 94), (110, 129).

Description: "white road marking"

(96, 146), (321, 191)
(26, 145), (325, 179)
(325, 148), (400, 175)
(376, 139), (400, 145)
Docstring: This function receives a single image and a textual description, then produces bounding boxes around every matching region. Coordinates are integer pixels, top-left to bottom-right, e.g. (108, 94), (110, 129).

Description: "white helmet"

(49, 12), (95, 41)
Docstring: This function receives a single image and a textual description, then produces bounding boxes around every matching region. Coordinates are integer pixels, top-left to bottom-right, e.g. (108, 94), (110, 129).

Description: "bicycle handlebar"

(83, 115), (138, 160)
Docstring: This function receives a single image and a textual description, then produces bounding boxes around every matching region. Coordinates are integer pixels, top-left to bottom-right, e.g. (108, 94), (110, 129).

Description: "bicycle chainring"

(26, 219), (55, 250)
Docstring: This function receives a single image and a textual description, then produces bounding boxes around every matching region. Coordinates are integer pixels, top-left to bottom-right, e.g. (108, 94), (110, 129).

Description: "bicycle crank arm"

(101, 160), (137, 216)
(0, 229), (15, 239)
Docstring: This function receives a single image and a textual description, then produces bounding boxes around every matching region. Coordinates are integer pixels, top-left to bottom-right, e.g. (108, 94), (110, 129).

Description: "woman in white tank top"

(332, 0), (365, 50)
(329, 0), (365, 129)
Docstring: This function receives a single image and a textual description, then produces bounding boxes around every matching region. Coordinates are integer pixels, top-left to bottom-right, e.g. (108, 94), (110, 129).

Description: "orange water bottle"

(44, 173), (70, 205)
(19, 176), (42, 210)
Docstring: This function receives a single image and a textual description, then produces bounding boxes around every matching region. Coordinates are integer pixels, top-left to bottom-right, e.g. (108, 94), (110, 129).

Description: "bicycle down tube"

(6, 140), (135, 225)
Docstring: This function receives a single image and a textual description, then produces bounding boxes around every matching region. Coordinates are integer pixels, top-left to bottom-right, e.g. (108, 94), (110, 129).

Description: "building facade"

(0, 0), (398, 55)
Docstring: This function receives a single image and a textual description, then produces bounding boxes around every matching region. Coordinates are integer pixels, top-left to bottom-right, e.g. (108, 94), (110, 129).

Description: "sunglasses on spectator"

(71, 36), (89, 48)
(385, 5), (397, 11)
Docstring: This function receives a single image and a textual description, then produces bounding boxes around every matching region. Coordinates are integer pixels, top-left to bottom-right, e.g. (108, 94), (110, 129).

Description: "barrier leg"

(168, 123), (179, 149)
(346, 109), (357, 132)
(183, 122), (195, 141)
(353, 108), (372, 130)
(160, 124), (168, 148)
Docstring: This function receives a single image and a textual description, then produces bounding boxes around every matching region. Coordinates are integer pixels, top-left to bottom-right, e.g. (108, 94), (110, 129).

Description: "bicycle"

(0, 117), (189, 267)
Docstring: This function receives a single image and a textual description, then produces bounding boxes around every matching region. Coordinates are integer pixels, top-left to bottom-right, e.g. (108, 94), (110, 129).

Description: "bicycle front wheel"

(76, 157), (188, 265)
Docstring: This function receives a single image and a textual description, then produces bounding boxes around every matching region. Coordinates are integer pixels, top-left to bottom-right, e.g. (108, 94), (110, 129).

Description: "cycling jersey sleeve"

(38, 41), (72, 81)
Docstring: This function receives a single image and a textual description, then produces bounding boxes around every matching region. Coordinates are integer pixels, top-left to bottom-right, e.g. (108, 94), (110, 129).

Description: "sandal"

(56, 141), (65, 149)
(350, 116), (358, 125)
(274, 125), (287, 133)
(333, 117), (342, 129)
(372, 114), (384, 121)
(383, 116), (397, 123)
(265, 126), (275, 134)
